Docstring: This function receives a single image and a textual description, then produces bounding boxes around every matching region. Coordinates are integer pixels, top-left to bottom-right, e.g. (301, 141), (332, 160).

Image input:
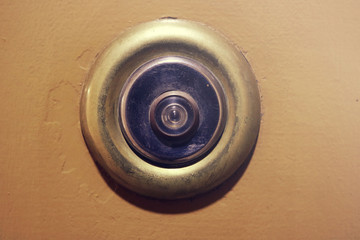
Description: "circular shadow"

(93, 138), (257, 214)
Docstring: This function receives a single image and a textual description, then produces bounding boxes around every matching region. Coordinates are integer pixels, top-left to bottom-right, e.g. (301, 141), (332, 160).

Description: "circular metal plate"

(119, 56), (226, 167)
(80, 19), (261, 199)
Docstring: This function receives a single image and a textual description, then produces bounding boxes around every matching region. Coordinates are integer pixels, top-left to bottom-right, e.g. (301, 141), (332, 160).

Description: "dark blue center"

(122, 62), (220, 165)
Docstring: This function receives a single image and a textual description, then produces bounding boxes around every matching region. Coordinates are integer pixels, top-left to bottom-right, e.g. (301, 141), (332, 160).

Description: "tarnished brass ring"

(80, 19), (261, 199)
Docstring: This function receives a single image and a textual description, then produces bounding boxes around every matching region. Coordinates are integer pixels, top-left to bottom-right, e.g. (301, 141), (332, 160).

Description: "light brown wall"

(1, 0), (359, 239)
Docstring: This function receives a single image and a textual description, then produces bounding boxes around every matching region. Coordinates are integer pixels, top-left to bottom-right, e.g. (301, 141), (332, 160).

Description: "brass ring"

(80, 19), (261, 199)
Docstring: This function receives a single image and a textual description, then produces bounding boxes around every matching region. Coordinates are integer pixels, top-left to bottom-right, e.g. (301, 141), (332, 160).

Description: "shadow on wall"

(94, 141), (256, 214)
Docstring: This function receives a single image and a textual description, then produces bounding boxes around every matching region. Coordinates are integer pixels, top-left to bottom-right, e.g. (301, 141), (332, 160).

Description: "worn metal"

(80, 19), (261, 199)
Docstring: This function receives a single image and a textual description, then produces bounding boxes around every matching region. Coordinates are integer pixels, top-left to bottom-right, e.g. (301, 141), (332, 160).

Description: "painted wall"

(0, 1), (359, 239)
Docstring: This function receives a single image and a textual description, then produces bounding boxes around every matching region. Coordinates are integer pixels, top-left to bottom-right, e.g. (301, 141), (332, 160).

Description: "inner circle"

(161, 104), (188, 129)
(150, 92), (198, 141)
(120, 56), (226, 165)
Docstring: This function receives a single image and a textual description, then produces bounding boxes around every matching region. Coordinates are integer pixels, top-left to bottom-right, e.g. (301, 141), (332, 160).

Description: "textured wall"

(0, 0), (359, 239)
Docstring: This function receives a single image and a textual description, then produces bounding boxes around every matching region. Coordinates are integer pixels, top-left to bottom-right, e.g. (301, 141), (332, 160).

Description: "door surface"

(1, 1), (359, 239)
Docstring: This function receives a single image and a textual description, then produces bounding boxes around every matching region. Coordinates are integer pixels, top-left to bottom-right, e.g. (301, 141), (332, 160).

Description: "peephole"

(80, 19), (261, 199)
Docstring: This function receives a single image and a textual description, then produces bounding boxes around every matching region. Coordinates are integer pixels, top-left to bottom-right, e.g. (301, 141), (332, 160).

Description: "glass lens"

(161, 103), (188, 130)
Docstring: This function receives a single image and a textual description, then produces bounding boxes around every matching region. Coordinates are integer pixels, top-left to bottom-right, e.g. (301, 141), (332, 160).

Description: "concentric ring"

(119, 57), (227, 166)
(149, 91), (199, 144)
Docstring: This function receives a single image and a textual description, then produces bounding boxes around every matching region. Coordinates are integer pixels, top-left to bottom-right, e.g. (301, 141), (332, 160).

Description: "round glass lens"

(161, 104), (188, 130)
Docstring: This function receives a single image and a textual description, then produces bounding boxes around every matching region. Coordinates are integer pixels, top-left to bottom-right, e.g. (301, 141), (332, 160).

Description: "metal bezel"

(80, 19), (261, 199)
(120, 56), (226, 165)
(149, 91), (200, 141)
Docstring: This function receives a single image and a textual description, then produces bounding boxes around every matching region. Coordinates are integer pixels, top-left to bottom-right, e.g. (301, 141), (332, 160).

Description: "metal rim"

(119, 56), (227, 165)
(149, 91), (199, 138)
(80, 19), (261, 199)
